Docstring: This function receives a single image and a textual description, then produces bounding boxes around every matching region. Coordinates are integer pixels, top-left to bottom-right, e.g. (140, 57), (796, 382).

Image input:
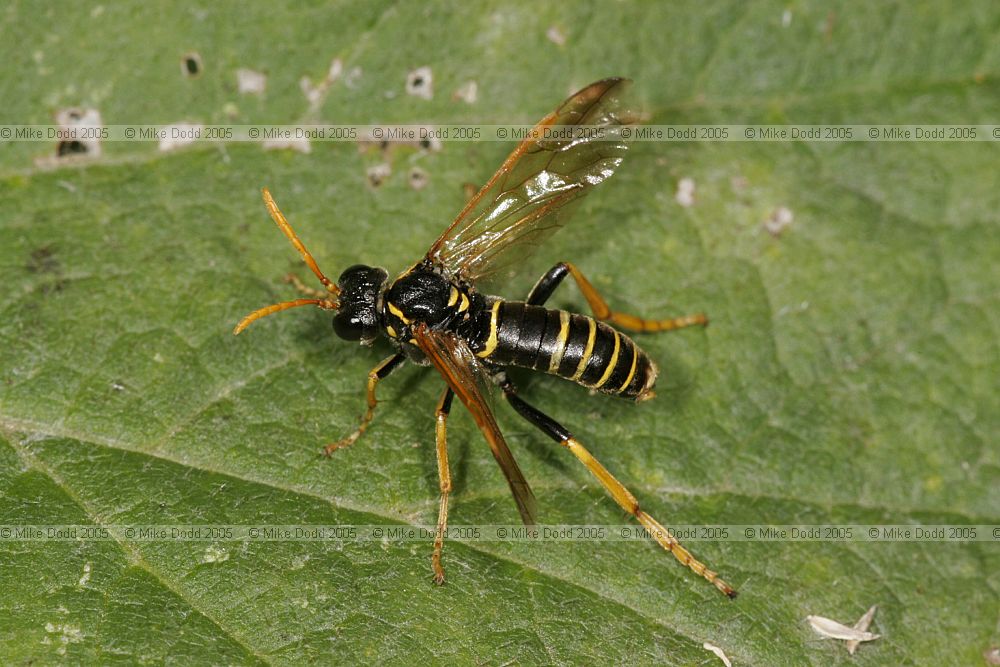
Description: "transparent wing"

(426, 78), (638, 282)
(411, 323), (537, 525)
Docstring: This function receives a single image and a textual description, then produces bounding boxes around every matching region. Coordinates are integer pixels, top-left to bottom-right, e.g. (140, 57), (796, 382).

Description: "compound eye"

(332, 311), (364, 341)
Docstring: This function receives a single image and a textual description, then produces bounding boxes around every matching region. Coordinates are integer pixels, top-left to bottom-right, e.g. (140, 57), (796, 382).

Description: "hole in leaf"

(182, 52), (202, 77)
(57, 140), (88, 156)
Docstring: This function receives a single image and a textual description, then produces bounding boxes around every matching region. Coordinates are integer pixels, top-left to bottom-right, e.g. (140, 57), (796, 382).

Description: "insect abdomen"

(472, 301), (656, 400)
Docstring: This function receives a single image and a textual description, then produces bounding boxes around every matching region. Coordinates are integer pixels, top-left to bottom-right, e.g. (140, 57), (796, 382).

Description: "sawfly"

(235, 78), (736, 598)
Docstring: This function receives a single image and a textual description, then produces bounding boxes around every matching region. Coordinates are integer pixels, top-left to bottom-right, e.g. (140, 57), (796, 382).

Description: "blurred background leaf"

(1, 1), (997, 664)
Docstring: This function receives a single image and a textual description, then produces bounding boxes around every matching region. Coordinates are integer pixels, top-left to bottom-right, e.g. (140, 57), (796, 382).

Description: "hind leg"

(498, 375), (736, 598)
(527, 262), (707, 332)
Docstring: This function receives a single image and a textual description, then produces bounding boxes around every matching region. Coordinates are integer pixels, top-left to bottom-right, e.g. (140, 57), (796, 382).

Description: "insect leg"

(431, 387), (454, 584)
(527, 262), (707, 332)
(323, 353), (406, 456)
(284, 273), (329, 299)
(499, 377), (736, 598)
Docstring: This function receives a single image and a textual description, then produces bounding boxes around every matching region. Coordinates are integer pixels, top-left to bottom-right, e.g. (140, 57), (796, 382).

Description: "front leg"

(527, 262), (707, 332)
(323, 353), (406, 456)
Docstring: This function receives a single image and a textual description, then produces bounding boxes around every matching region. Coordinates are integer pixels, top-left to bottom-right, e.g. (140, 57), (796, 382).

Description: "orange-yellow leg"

(526, 262), (707, 332)
(431, 387), (454, 584)
(501, 382), (736, 598)
(261, 187), (340, 297)
(284, 273), (329, 299)
(232, 189), (340, 335)
(323, 353), (405, 456)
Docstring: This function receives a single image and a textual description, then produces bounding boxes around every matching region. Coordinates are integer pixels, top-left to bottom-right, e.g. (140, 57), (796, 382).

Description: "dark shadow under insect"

(234, 78), (736, 599)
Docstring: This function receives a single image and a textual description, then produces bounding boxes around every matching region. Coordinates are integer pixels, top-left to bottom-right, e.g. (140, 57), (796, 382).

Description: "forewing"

(426, 78), (638, 281)
(411, 323), (538, 525)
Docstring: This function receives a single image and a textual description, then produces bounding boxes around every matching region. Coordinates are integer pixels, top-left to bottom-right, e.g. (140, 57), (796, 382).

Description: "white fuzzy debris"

(158, 122), (203, 152)
(406, 66), (433, 100)
(675, 177), (696, 207)
(300, 76), (321, 106)
(263, 136), (311, 154)
(782, 9), (792, 27)
(45, 622), (83, 654)
(78, 562), (91, 587)
(453, 80), (478, 104)
(300, 58), (343, 109)
(807, 614), (880, 643)
(546, 25), (567, 46)
(846, 605), (879, 656)
(765, 206), (794, 236)
(201, 544), (229, 564)
(703, 642), (732, 666)
(985, 647), (1000, 665)
(236, 68), (267, 95)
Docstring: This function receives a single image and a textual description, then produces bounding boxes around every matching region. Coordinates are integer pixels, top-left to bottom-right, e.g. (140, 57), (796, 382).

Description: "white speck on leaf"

(202, 544), (229, 564)
(236, 68), (267, 95)
(44, 622), (83, 654)
(546, 25), (567, 46)
(676, 177), (696, 207)
(367, 163), (391, 188)
(782, 9), (792, 27)
(158, 123), (203, 153)
(453, 80), (478, 104)
(765, 206), (794, 236)
(263, 136), (311, 154)
(78, 562), (91, 586)
(408, 167), (429, 190)
(300, 76), (320, 105)
(327, 58), (343, 81)
(345, 66), (363, 88)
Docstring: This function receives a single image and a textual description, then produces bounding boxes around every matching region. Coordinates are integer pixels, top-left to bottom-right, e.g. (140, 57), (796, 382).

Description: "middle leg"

(498, 377), (736, 598)
(431, 387), (454, 584)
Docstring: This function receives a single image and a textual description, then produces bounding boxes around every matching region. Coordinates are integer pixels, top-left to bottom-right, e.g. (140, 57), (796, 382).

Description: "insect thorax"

(381, 265), (484, 345)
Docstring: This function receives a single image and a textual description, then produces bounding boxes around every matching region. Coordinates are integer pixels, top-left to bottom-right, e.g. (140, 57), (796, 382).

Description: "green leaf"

(2, 2), (997, 664)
